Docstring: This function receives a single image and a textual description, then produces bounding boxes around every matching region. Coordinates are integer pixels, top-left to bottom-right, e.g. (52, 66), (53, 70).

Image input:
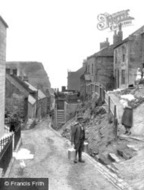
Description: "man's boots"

(78, 150), (85, 163)
(74, 151), (78, 163)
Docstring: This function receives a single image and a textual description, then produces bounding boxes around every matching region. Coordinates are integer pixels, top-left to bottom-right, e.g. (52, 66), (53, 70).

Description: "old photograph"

(0, 0), (144, 189)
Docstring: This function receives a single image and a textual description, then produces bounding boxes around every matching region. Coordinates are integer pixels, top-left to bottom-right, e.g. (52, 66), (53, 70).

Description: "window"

(92, 64), (93, 75)
(123, 54), (125, 62)
(115, 50), (117, 64)
(122, 46), (126, 62)
(121, 69), (125, 84)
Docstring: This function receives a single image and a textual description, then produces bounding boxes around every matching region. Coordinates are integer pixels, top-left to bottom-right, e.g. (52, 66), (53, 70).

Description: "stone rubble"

(61, 96), (144, 189)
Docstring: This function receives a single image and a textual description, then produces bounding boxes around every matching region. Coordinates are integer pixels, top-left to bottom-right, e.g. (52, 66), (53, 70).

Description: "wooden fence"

(14, 126), (21, 150)
(87, 83), (118, 118)
(0, 124), (21, 176)
(0, 135), (13, 174)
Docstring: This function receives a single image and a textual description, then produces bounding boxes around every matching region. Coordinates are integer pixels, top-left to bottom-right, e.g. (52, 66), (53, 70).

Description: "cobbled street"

(8, 117), (117, 190)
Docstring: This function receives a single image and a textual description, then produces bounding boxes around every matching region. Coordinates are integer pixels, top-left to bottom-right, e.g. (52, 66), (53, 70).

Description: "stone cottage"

(0, 16), (8, 138)
(80, 25), (123, 99)
(5, 73), (30, 124)
(114, 25), (144, 89)
(86, 43), (114, 91)
(21, 80), (48, 121)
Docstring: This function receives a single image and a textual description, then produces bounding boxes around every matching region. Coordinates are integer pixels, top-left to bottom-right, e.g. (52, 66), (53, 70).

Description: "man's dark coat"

(71, 123), (85, 151)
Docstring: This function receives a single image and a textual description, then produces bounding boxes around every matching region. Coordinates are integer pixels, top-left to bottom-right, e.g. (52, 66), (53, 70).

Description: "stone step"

(83, 153), (133, 190)
(108, 153), (120, 162)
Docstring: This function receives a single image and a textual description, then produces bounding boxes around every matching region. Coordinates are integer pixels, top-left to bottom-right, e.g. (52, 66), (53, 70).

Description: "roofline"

(87, 44), (114, 59)
(113, 38), (129, 49)
(0, 16), (8, 28)
(95, 55), (113, 58)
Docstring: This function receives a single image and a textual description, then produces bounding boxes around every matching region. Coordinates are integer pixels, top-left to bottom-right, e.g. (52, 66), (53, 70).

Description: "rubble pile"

(109, 86), (144, 109)
(61, 100), (136, 167)
(113, 143), (144, 189)
(61, 87), (144, 189)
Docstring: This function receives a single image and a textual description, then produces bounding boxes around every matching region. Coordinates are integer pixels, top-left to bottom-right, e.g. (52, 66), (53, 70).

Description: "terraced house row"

(67, 24), (144, 99)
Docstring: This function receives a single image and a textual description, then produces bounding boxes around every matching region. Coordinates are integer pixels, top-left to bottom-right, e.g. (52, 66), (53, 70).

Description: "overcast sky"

(0, 0), (144, 89)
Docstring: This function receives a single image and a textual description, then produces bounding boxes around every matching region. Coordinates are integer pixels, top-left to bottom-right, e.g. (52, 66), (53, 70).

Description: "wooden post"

(114, 105), (116, 119)
(100, 87), (102, 101)
(55, 104), (57, 128)
(103, 89), (105, 102)
(101, 87), (104, 102)
(114, 105), (118, 139)
(108, 96), (111, 123)
(108, 96), (110, 113)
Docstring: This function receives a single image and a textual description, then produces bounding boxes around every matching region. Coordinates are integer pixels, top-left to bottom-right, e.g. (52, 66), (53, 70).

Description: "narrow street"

(7, 117), (118, 190)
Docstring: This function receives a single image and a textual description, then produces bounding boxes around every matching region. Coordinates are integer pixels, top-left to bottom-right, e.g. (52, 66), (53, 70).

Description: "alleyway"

(8, 118), (118, 190)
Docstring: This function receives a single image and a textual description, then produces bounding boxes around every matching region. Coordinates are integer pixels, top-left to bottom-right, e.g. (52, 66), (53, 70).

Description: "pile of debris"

(61, 87), (144, 189)
(109, 86), (144, 109)
(61, 100), (136, 167)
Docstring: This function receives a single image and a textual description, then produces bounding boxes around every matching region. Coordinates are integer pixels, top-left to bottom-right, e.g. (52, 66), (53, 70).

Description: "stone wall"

(0, 17), (8, 138)
(64, 102), (80, 121)
(114, 42), (129, 89)
(128, 35), (143, 84)
(95, 56), (114, 90)
(40, 97), (48, 117)
(86, 56), (95, 82)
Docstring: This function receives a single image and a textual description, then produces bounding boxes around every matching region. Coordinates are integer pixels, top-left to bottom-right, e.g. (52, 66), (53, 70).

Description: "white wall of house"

(0, 17), (8, 138)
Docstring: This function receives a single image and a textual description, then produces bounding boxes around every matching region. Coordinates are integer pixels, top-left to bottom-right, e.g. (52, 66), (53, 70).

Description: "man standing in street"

(71, 116), (85, 163)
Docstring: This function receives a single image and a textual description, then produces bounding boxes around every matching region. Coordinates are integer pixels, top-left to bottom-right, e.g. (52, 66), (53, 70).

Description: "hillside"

(6, 61), (51, 94)
(60, 89), (144, 189)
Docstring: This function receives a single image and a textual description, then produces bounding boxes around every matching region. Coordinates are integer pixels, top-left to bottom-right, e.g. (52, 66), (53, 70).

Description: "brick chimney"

(117, 23), (123, 42)
(62, 86), (66, 92)
(113, 23), (123, 44)
(100, 38), (109, 50)
(13, 68), (17, 76)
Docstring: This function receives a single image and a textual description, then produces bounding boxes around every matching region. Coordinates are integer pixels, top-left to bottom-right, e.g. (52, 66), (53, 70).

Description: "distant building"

(114, 25), (144, 89)
(5, 73), (31, 124)
(6, 69), (48, 126)
(80, 24), (123, 99)
(67, 66), (85, 91)
(0, 16), (8, 138)
(6, 61), (51, 95)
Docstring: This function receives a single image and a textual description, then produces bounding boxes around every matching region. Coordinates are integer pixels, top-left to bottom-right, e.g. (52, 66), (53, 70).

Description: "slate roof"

(87, 45), (114, 59)
(10, 75), (33, 93)
(28, 95), (36, 105)
(0, 16), (8, 28)
(38, 90), (46, 100)
(114, 25), (144, 49)
(113, 38), (129, 49)
(25, 81), (46, 100)
(24, 81), (37, 91)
